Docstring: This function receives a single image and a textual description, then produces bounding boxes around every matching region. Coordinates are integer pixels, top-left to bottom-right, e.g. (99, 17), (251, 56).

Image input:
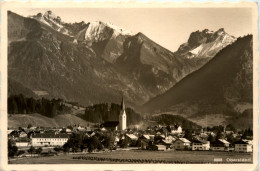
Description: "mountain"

(31, 11), (70, 36)
(175, 28), (236, 59)
(74, 21), (237, 96)
(8, 11), (141, 106)
(141, 35), (253, 126)
(8, 10), (238, 108)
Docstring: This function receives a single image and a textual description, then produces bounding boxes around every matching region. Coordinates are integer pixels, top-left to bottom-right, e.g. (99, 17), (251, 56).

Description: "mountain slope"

(8, 11), (147, 106)
(8, 10), (239, 108)
(75, 23), (237, 96)
(142, 35), (253, 118)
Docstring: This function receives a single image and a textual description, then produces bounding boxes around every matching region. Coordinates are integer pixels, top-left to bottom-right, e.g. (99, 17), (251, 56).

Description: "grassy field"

(8, 113), (92, 128)
(9, 150), (253, 164)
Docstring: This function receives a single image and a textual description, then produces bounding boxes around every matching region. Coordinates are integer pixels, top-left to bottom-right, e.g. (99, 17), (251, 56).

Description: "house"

(225, 131), (234, 135)
(9, 130), (20, 139)
(155, 145), (167, 151)
(171, 125), (182, 134)
(115, 136), (120, 145)
(212, 139), (230, 151)
(31, 133), (69, 146)
(165, 135), (176, 143)
(19, 131), (27, 138)
(125, 134), (138, 141)
(161, 140), (173, 149)
(101, 121), (119, 131)
(7, 129), (14, 134)
(141, 135), (151, 141)
(154, 135), (165, 144)
(140, 140), (150, 150)
(30, 126), (37, 130)
(147, 144), (166, 151)
(192, 139), (210, 151)
(15, 137), (30, 147)
(76, 125), (86, 132)
(60, 128), (72, 134)
(140, 135), (153, 150)
(234, 139), (253, 152)
(174, 138), (191, 150)
(125, 134), (138, 146)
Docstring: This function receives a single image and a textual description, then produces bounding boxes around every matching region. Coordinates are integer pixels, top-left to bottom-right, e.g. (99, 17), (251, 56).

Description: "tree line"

(151, 114), (201, 129)
(84, 103), (142, 125)
(8, 94), (71, 118)
(62, 132), (117, 153)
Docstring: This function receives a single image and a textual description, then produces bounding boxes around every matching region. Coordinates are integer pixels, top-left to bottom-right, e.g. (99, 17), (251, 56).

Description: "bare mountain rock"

(8, 11), (239, 110)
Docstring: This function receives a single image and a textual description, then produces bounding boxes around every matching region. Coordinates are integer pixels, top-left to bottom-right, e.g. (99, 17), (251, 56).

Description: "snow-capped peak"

(31, 11), (70, 36)
(82, 21), (134, 42)
(105, 22), (134, 36)
(185, 28), (237, 59)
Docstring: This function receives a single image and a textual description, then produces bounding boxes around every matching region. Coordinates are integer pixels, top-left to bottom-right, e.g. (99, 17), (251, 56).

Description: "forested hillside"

(83, 103), (142, 125)
(8, 94), (71, 117)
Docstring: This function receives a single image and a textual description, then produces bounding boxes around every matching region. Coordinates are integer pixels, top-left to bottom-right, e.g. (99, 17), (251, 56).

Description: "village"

(8, 98), (253, 163)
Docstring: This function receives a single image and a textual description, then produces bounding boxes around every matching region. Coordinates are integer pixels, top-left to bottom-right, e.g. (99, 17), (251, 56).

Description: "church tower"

(119, 96), (127, 130)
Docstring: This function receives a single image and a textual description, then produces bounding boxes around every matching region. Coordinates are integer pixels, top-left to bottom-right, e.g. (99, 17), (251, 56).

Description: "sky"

(12, 8), (252, 52)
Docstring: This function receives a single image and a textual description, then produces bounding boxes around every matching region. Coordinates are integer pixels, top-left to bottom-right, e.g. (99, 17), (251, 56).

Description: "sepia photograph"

(0, 1), (258, 170)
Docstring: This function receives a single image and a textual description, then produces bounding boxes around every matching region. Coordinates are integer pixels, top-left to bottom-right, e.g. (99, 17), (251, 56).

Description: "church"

(118, 96), (127, 130)
(101, 96), (127, 131)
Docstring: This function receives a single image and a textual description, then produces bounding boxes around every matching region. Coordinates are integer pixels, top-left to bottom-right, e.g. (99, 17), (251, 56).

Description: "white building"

(119, 97), (127, 130)
(235, 139), (253, 152)
(31, 133), (69, 146)
(16, 142), (29, 147)
(174, 138), (191, 150)
(192, 139), (210, 151)
(171, 125), (182, 134)
(212, 139), (230, 151)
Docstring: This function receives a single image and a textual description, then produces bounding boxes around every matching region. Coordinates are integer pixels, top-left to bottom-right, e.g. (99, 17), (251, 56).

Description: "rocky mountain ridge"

(8, 10), (239, 110)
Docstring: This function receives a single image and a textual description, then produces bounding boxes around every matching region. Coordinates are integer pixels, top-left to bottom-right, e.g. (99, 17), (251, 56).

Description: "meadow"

(9, 150), (253, 164)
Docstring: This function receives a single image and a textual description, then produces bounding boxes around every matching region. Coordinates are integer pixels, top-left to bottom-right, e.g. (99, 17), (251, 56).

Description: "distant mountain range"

(8, 11), (237, 109)
(8, 10), (253, 128)
(142, 35), (253, 128)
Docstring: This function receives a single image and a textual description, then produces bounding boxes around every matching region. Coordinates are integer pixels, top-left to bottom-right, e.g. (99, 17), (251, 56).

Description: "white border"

(0, 2), (258, 171)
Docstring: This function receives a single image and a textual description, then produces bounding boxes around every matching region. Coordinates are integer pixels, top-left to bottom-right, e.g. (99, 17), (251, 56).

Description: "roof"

(32, 133), (69, 138)
(102, 121), (119, 127)
(142, 135), (150, 140)
(192, 139), (209, 144)
(159, 135), (165, 138)
(235, 139), (253, 145)
(126, 134), (138, 140)
(178, 138), (191, 143)
(162, 140), (172, 144)
(121, 96), (125, 111)
(15, 137), (29, 142)
(218, 139), (230, 144)
(166, 136), (176, 141)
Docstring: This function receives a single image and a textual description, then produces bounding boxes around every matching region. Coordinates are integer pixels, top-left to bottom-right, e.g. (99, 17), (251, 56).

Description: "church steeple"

(121, 96), (125, 111)
(119, 96), (127, 130)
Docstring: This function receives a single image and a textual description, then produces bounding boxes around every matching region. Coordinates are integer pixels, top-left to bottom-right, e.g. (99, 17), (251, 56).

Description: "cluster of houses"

(8, 98), (253, 153)
(8, 123), (253, 153)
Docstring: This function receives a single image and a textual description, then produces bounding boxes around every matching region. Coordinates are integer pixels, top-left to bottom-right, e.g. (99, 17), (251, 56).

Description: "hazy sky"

(13, 8), (252, 52)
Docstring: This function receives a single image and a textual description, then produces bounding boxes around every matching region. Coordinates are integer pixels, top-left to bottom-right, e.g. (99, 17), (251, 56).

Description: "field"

(9, 150), (253, 164)
(8, 113), (92, 128)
